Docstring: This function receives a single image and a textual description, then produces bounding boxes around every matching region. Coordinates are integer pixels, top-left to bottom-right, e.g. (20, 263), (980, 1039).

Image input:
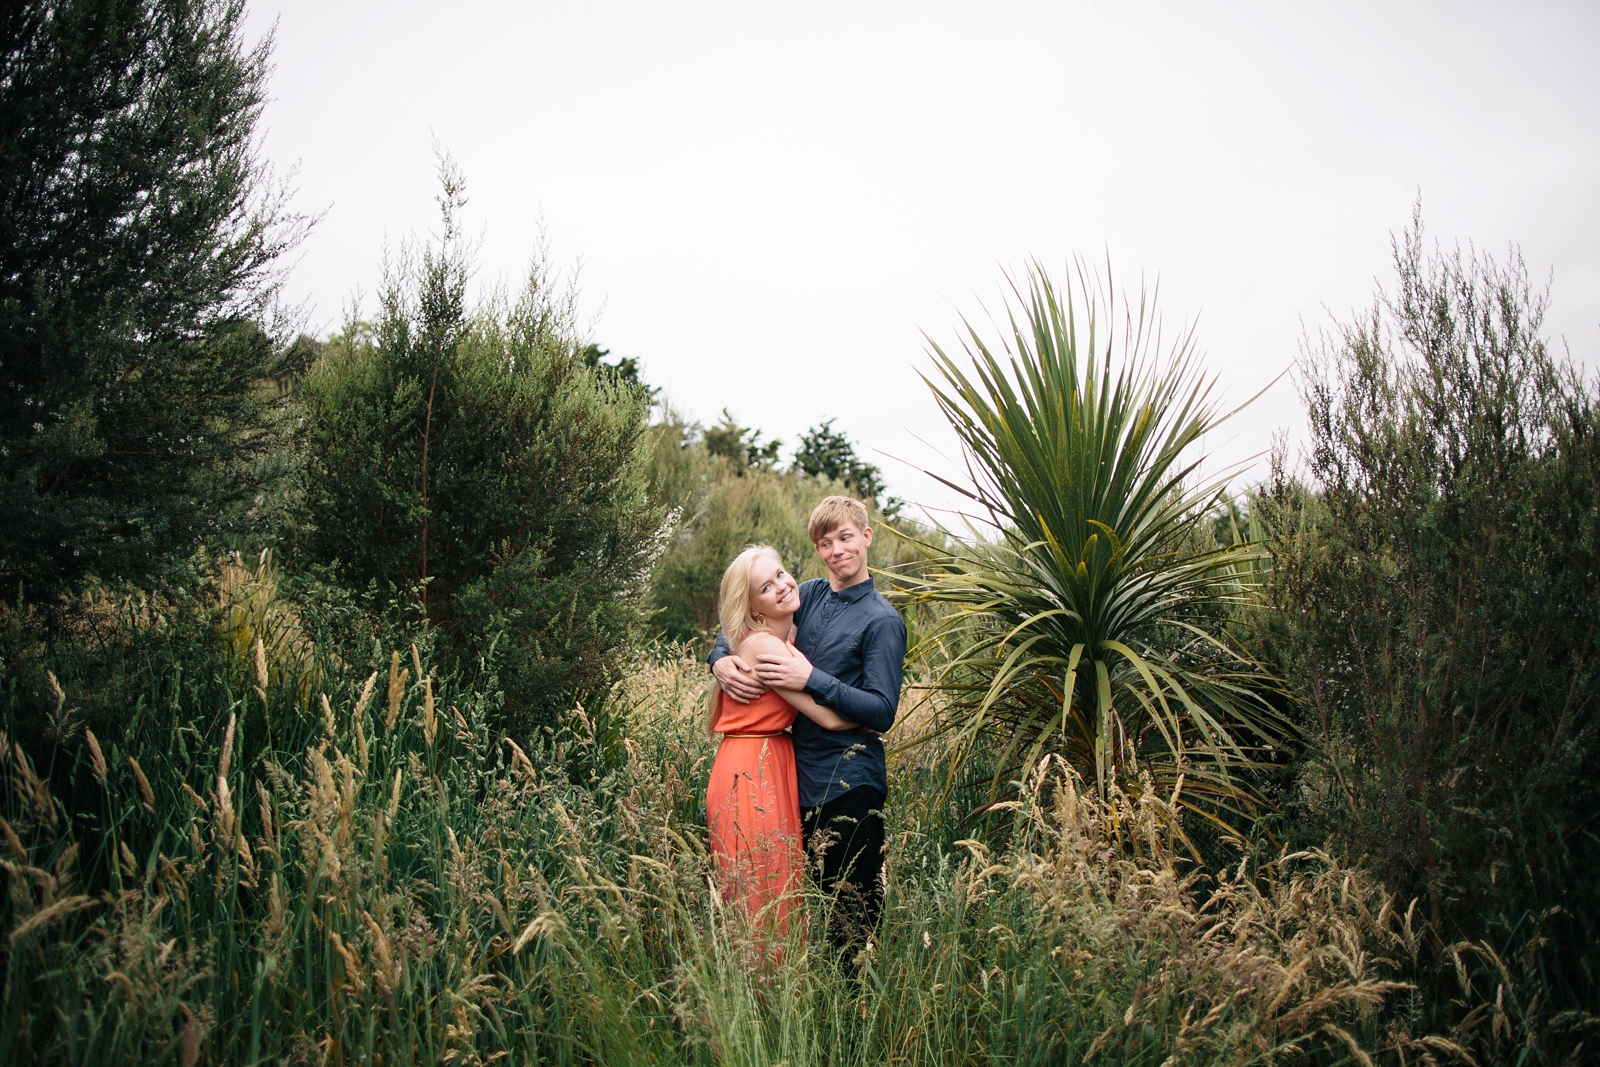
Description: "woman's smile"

(747, 554), (799, 623)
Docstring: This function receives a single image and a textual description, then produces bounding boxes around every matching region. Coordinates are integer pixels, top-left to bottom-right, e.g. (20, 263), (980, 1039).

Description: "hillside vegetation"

(2, 4), (1596, 1063)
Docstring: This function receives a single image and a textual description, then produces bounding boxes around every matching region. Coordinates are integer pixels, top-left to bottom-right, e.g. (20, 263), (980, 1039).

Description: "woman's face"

(747, 554), (799, 625)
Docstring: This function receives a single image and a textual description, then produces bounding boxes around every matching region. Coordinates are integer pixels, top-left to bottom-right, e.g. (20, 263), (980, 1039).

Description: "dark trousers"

(801, 785), (885, 949)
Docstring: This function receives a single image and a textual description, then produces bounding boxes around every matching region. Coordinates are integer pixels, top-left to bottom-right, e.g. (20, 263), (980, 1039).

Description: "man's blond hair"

(808, 495), (870, 544)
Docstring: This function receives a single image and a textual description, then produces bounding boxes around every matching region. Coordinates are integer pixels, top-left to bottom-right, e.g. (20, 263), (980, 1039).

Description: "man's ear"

(861, 526), (874, 547)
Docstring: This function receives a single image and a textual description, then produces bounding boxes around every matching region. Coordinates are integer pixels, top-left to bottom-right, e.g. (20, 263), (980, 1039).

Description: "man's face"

(815, 522), (873, 588)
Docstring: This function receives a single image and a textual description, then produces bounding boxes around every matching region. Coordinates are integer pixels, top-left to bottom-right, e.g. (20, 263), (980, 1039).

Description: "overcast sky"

(243, 1), (1599, 516)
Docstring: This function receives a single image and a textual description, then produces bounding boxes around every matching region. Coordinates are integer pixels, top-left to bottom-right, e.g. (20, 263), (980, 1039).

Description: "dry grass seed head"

(127, 756), (155, 812)
(11, 745), (59, 832)
(0, 815), (26, 861)
(353, 670), (378, 720)
(385, 652), (408, 733)
(255, 779), (275, 847)
(253, 636), (268, 690)
(214, 776), (235, 844)
(387, 768), (403, 823)
(218, 713), (236, 785)
(9, 894), (96, 944)
(84, 730), (108, 782)
(421, 676), (437, 747)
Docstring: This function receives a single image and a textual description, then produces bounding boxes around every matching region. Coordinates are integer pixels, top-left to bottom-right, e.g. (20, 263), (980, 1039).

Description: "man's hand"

(712, 654), (764, 703)
(754, 640), (814, 692)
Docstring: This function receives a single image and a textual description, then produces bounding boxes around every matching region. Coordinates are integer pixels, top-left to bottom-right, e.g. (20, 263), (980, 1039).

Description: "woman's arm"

(772, 683), (862, 731)
(736, 632), (863, 732)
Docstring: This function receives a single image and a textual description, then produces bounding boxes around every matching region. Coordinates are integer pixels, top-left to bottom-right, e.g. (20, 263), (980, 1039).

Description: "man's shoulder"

(860, 581), (907, 628)
(800, 577), (830, 595)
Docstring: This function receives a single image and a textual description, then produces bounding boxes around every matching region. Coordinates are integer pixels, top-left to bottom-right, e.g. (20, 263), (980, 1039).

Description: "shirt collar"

(828, 574), (876, 602)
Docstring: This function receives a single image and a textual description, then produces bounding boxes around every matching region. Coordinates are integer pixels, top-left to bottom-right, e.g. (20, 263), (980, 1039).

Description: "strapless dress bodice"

(714, 689), (797, 734)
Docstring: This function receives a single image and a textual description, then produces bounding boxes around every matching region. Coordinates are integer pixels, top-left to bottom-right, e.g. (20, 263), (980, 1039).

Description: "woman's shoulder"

(735, 629), (789, 660)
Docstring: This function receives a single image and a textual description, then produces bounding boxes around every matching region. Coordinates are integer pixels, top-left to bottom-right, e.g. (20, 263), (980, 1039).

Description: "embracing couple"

(704, 495), (906, 947)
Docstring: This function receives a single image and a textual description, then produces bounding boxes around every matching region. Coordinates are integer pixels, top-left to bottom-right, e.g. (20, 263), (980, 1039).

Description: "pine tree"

(794, 418), (884, 502)
(0, 0), (308, 602)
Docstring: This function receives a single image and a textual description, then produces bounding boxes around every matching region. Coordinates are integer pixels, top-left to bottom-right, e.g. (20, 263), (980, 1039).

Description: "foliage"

(290, 164), (659, 740)
(702, 408), (782, 471)
(1263, 210), (1600, 1054)
(579, 343), (654, 399)
(0, 0), (311, 604)
(1, 591), (1462, 1066)
(645, 406), (921, 648)
(650, 465), (829, 645)
(902, 262), (1292, 821)
(795, 419), (886, 505)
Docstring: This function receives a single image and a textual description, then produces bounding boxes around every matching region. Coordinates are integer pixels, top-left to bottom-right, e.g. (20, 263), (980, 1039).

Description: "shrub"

(1265, 208), (1600, 1055)
(903, 261), (1291, 819)
(291, 166), (659, 739)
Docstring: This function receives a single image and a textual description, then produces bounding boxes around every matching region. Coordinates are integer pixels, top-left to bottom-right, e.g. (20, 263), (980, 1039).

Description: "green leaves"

(902, 261), (1290, 817)
(292, 168), (660, 740)
(0, 0), (311, 601)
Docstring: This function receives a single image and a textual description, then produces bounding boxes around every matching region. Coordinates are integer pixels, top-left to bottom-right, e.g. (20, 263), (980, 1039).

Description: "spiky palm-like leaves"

(904, 262), (1290, 818)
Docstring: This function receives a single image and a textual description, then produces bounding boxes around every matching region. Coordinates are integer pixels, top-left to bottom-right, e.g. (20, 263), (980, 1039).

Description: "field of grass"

(0, 569), (1466, 1067)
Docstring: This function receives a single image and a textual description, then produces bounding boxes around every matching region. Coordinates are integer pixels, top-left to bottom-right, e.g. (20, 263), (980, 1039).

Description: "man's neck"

(827, 570), (871, 593)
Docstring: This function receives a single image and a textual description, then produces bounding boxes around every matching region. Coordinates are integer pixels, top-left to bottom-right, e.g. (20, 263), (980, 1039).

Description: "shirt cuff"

(804, 666), (838, 703)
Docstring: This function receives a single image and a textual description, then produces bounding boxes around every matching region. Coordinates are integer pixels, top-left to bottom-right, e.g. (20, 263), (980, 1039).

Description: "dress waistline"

(719, 730), (790, 739)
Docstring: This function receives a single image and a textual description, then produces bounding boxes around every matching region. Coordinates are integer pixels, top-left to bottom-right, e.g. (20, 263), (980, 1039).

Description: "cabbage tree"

(903, 262), (1291, 820)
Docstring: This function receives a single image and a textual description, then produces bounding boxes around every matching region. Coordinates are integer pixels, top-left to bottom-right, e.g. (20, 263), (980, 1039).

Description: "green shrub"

(290, 167), (659, 740)
(1264, 209), (1600, 1057)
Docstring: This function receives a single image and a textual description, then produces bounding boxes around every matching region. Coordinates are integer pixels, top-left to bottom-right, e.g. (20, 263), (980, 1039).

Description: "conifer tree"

(794, 418), (884, 502)
(0, 0), (307, 602)
(293, 165), (659, 738)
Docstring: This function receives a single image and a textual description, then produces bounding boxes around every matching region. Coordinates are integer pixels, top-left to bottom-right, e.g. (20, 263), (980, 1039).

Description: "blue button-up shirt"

(710, 574), (906, 807)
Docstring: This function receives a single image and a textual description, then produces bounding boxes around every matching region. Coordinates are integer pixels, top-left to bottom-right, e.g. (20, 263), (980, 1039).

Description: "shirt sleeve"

(707, 630), (731, 668)
(803, 611), (906, 733)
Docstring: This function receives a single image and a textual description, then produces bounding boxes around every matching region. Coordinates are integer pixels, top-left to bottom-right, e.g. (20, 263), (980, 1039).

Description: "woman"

(705, 544), (861, 929)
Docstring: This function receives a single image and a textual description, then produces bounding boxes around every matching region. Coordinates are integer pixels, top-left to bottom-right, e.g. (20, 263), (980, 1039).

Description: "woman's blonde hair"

(705, 543), (784, 737)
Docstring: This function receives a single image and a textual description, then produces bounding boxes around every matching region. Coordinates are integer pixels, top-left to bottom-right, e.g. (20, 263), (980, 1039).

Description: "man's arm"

(802, 613), (906, 734)
(708, 632), (730, 665)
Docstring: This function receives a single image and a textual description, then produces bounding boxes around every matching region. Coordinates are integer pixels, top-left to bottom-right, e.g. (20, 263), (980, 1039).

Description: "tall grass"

(1, 578), (1464, 1065)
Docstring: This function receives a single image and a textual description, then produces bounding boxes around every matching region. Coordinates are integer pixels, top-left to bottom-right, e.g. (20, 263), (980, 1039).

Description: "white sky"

(244, 1), (1600, 516)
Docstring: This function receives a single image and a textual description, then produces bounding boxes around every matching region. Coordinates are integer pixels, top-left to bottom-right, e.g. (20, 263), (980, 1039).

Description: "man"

(710, 495), (906, 947)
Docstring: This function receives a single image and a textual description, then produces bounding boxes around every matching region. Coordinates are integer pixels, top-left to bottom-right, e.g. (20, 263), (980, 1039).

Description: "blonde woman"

(705, 545), (862, 928)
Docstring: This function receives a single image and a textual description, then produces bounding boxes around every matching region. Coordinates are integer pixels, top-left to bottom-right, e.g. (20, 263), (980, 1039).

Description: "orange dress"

(706, 689), (802, 928)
